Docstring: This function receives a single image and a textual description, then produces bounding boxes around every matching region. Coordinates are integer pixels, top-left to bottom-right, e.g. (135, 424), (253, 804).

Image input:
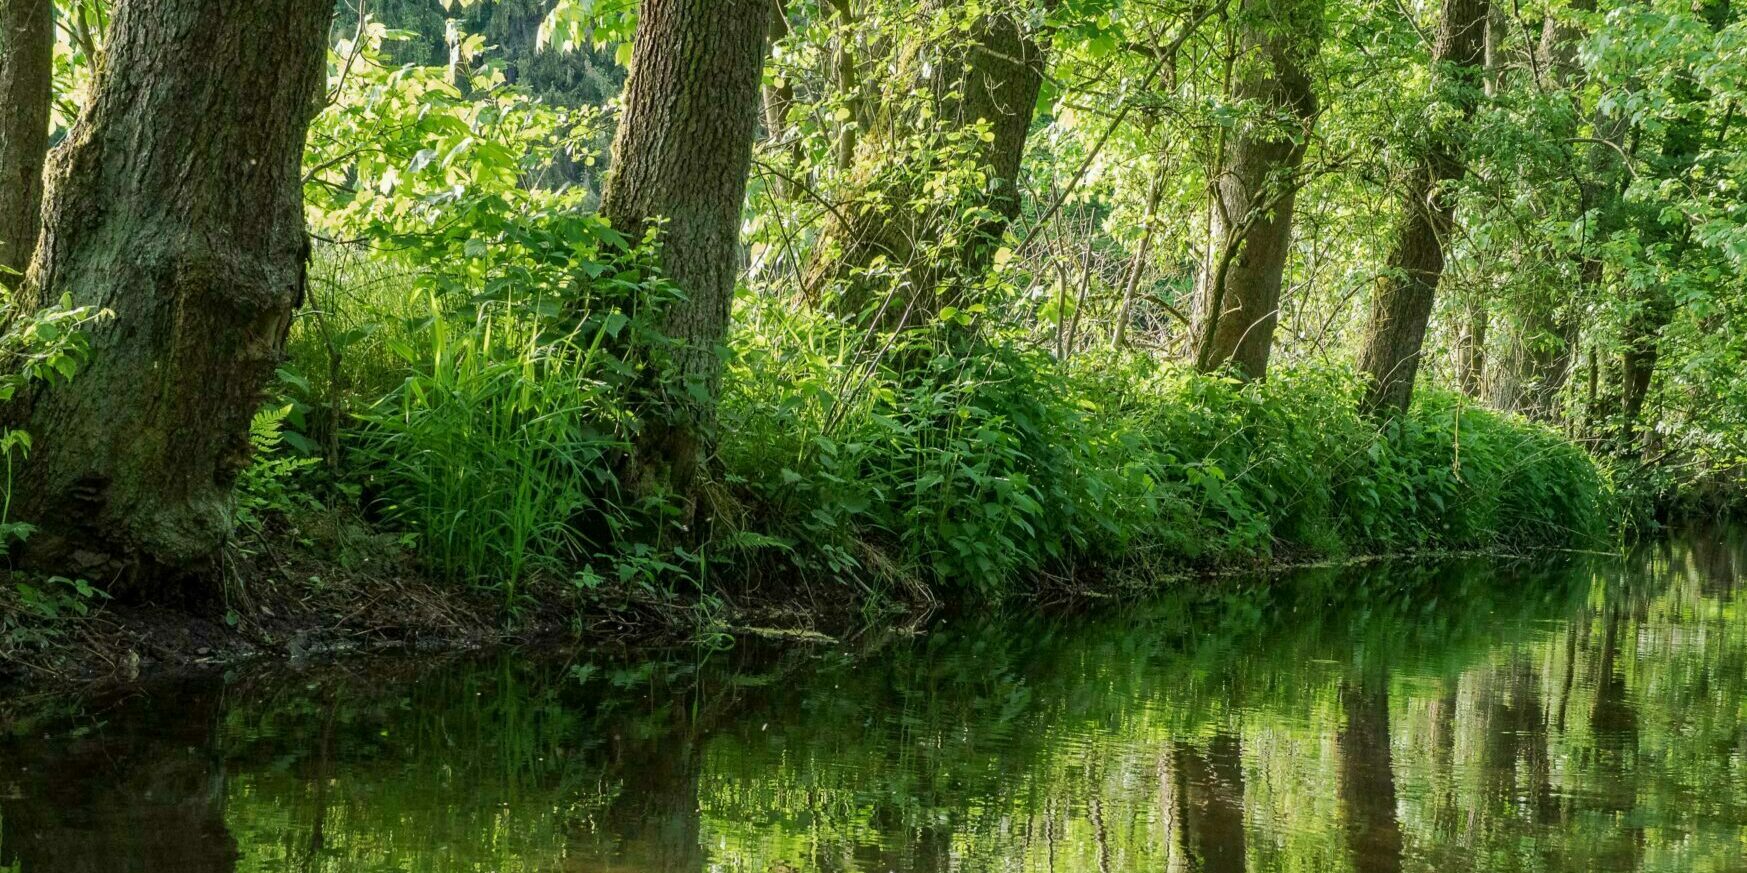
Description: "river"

(2, 528), (1743, 872)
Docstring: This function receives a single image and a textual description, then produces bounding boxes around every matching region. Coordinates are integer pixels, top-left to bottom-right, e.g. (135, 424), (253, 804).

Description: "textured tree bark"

(600, 0), (768, 503)
(1454, 299), (1486, 396)
(803, 1), (1046, 330)
(4, 0), (332, 593)
(1354, 0), (1488, 415)
(0, 0), (54, 280)
(1192, 0), (1324, 380)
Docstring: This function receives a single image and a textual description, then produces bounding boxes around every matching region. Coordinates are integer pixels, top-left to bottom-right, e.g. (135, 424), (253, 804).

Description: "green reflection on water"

(3, 529), (1745, 872)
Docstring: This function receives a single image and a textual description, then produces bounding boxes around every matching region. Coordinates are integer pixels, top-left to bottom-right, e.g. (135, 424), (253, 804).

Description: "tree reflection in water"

(1, 528), (1743, 873)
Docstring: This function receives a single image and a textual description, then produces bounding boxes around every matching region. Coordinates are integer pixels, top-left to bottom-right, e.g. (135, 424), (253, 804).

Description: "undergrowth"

(250, 260), (1615, 613)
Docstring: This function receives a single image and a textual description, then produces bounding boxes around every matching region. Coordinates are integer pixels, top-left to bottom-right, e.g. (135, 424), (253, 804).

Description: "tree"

(803, 1), (1046, 330)
(1486, 0), (1602, 421)
(0, 0), (54, 281)
(1192, 0), (1325, 380)
(599, 0), (769, 504)
(1354, 0), (1489, 415)
(5, 0), (333, 590)
(1614, 0), (1732, 452)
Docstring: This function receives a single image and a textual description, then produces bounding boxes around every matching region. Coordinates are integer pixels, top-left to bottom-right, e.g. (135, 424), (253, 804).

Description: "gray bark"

(600, 0), (769, 502)
(0, 0), (53, 280)
(1355, 0), (1489, 414)
(1193, 0), (1324, 380)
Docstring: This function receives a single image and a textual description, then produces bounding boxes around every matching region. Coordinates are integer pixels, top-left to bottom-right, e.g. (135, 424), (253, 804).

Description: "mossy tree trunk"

(1192, 0), (1324, 380)
(1354, 0), (1488, 415)
(0, 0), (53, 280)
(803, 1), (1046, 330)
(6, 0), (332, 593)
(600, 0), (769, 504)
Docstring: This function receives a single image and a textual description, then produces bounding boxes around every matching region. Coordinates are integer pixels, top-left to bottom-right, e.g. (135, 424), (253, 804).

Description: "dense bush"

(720, 299), (1612, 597)
(259, 247), (1614, 607)
(240, 26), (1618, 610)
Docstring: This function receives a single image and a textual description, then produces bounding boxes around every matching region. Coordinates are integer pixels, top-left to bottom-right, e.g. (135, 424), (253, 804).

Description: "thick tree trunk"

(1354, 0), (1488, 415)
(1488, 0), (1599, 420)
(0, 0), (54, 280)
(804, 2), (1045, 330)
(1192, 0), (1324, 380)
(600, 0), (768, 503)
(5, 0), (331, 592)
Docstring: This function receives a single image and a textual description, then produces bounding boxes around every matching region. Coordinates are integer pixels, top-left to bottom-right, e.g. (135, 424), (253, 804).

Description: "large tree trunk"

(803, 2), (1045, 330)
(5, 0), (331, 592)
(1192, 0), (1324, 380)
(0, 0), (54, 280)
(1354, 0), (1488, 415)
(600, 0), (768, 503)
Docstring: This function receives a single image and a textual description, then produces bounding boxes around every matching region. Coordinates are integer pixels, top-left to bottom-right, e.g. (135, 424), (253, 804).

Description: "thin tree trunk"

(1455, 298), (1486, 396)
(1192, 0), (1324, 380)
(804, 1), (1045, 330)
(1354, 0), (1489, 415)
(762, 0), (799, 201)
(1113, 145), (1168, 350)
(5, 0), (331, 592)
(0, 0), (54, 280)
(600, 0), (768, 504)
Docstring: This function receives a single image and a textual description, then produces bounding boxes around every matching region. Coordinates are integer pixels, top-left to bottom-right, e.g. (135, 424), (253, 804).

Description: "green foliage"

(0, 295), (105, 554)
(721, 297), (1611, 596)
(240, 3), (1627, 613)
(235, 404), (321, 532)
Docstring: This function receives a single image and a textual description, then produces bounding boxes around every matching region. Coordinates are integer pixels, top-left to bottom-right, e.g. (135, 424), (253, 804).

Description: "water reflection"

(3, 528), (1746, 872)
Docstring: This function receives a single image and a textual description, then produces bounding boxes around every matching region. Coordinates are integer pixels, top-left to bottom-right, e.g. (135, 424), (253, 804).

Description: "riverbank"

(2, 347), (1634, 689)
(5, 531), (1741, 872)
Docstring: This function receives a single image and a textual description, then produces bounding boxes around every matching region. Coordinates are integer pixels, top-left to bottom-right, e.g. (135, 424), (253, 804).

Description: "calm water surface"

(5, 530), (1747, 872)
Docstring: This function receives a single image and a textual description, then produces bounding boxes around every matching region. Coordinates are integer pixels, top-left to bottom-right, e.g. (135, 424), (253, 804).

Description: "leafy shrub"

(720, 299), (1612, 598)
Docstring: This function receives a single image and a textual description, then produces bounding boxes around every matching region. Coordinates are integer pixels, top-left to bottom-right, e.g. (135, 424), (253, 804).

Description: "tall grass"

(272, 252), (1612, 606)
